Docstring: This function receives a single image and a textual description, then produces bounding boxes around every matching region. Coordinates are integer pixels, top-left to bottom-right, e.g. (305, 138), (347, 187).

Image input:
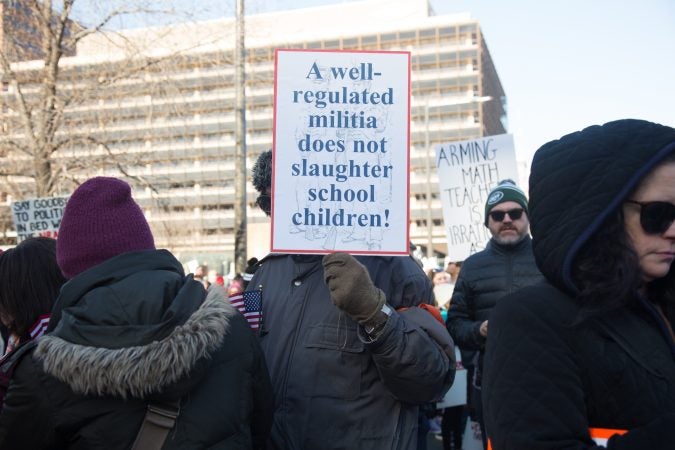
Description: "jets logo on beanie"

(484, 179), (529, 226)
(56, 177), (155, 279)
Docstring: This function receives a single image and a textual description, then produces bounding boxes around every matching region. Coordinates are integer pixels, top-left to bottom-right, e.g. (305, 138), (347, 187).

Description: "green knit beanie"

(484, 179), (529, 226)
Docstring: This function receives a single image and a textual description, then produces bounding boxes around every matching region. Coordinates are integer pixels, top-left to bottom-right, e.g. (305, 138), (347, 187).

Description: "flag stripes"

(229, 290), (262, 330)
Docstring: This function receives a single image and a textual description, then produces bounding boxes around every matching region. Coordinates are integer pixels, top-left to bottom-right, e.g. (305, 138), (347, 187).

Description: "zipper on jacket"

(506, 251), (514, 293)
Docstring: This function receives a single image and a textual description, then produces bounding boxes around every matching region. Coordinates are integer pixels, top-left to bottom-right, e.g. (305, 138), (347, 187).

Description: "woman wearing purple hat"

(0, 177), (273, 449)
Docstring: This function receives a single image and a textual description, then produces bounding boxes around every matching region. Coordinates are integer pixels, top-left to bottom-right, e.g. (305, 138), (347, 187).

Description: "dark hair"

(0, 237), (66, 339)
(252, 150), (272, 194)
(571, 207), (675, 318)
(426, 268), (445, 280)
(247, 257), (259, 266)
(572, 153), (675, 316)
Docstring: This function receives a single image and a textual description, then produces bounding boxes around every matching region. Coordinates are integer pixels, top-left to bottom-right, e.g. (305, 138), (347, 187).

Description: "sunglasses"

(256, 195), (271, 215)
(489, 208), (524, 222)
(625, 200), (675, 234)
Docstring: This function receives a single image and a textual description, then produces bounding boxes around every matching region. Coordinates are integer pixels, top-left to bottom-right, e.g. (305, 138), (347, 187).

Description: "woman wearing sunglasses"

(483, 119), (675, 450)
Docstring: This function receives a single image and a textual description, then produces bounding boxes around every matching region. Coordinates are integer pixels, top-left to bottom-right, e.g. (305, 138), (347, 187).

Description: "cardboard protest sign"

(11, 197), (69, 241)
(271, 49), (410, 255)
(435, 134), (519, 260)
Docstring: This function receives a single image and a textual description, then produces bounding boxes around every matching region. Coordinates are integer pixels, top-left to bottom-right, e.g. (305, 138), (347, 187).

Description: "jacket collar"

(594, 306), (674, 375)
(35, 289), (236, 400)
(49, 250), (184, 334)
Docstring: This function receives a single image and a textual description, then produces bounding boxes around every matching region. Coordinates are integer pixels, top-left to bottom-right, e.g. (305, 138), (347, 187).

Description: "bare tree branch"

(0, 0), (235, 244)
(0, 139), (33, 156)
(69, 6), (168, 43)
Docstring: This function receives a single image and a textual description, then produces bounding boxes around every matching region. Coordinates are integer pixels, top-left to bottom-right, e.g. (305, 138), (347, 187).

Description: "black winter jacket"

(249, 254), (454, 450)
(446, 236), (543, 352)
(0, 249), (273, 449)
(483, 119), (675, 450)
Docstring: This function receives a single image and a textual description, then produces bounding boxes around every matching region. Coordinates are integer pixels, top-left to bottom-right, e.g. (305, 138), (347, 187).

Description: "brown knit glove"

(322, 252), (386, 324)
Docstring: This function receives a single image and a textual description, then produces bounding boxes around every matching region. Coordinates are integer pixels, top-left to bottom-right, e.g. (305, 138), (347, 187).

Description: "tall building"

(0, 0), (78, 62)
(0, 0), (505, 269)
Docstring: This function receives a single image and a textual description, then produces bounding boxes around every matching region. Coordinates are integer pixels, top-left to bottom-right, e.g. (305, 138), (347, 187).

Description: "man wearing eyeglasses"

(446, 179), (544, 450)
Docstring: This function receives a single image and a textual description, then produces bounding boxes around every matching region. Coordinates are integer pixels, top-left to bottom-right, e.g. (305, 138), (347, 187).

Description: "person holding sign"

(248, 150), (455, 450)
(483, 119), (675, 449)
(446, 179), (544, 449)
(0, 177), (273, 450)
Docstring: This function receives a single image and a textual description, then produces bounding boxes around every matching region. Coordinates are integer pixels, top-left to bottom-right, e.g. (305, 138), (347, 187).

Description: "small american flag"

(229, 290), (263, 330)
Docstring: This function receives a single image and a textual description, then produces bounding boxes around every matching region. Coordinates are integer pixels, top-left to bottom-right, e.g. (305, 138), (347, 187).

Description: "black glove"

(322, 252), (385, 324)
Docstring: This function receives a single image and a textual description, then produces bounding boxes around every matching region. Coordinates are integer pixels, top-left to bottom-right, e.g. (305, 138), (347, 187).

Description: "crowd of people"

(0, 118), (672, 449)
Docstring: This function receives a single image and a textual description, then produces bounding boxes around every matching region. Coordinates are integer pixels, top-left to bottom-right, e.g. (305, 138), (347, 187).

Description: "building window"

(342, 37), (358, 48)
(361, 35), (377, 48)
(419, 28), (436, 44)
(398, 30), (416, 45)
(380, 32), (396, 43)
(438, 26), (456, 43)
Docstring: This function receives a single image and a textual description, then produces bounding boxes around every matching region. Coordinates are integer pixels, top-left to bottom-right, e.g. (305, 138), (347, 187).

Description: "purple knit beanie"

(57, 177), (155, 279)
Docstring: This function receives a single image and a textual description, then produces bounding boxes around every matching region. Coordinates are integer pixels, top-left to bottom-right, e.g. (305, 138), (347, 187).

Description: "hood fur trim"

(35, 289), (236, 399)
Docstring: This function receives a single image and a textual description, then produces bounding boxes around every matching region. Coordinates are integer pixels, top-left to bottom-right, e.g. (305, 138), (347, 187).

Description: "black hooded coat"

(483, 119), (675, 450)
(0, 250), (273, 449)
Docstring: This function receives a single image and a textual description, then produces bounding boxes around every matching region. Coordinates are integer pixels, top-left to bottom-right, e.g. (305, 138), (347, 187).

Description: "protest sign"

(437, 348), (467, 408)
(272, 49), (410, 255)
(435, 134), (519, 260)
(11, 196), (69, 241)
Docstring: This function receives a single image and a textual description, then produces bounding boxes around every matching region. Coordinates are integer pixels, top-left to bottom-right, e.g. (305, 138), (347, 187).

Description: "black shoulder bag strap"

(131, 400), (181, 450)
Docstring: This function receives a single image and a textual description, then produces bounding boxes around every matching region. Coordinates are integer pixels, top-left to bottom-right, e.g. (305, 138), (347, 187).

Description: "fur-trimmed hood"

(0, 249), (274, 450)
(35, 249), (239, 400)
(35, 288), (237, 399)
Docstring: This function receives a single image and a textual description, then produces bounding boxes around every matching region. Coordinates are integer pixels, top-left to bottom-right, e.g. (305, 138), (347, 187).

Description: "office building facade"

(0, 0), (505, 267)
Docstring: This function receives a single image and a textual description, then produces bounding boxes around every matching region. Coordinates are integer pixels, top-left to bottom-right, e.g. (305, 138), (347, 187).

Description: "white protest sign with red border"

(271, 49), (410, 255)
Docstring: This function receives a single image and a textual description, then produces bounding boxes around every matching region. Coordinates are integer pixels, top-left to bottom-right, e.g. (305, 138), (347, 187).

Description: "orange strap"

(486, 428), (627, 450)
(589, 427), (628, 440)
